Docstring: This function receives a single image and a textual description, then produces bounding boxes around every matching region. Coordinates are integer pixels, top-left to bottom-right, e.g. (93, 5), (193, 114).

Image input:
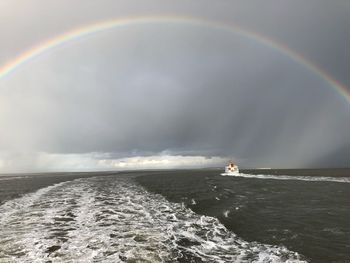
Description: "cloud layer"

(1, 1), (350, 171)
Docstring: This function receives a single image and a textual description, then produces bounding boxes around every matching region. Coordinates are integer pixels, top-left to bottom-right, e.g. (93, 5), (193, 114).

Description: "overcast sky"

(1, 0), (350, 172)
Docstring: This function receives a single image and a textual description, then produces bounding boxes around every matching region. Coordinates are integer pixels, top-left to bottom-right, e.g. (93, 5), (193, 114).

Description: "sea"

(0, 169), (349, 263)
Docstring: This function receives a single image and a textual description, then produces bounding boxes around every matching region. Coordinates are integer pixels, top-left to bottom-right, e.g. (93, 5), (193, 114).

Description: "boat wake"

(230, 173), (350, 184)
(0, 176), (306, 262)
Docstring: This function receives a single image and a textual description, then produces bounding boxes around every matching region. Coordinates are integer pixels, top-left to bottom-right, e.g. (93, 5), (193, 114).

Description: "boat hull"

(221, 172), (240, 176)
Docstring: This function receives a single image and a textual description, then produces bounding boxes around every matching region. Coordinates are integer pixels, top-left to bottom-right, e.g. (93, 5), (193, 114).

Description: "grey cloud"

(0, 1), (350, 170)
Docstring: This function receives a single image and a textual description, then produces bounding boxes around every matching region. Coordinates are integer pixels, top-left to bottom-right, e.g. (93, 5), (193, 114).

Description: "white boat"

(221, 161), (240, 176)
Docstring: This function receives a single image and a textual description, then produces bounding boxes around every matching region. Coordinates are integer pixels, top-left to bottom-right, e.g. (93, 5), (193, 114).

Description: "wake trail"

(228, 173), (350, 184)
(0, 176), (307, 262)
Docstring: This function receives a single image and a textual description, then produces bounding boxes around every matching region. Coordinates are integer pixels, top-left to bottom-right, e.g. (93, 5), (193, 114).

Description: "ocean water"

(0, 170), (349, 262)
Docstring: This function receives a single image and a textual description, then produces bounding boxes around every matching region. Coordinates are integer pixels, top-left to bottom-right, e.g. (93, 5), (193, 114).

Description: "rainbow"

(0, 15), (349, 103)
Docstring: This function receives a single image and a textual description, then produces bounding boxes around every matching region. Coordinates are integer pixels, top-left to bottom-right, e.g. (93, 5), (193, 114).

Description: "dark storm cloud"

(0, 0), (350, 170)
(229, 1), (350, 90)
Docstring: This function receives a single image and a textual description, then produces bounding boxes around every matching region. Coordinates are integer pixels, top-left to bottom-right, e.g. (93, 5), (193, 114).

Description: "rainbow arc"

(0, 16), (349, 103)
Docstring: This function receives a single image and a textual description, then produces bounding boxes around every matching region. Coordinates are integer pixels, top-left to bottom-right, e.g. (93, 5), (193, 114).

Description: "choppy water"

(137, 170), (350, 263)
(0, 169), (349, 262)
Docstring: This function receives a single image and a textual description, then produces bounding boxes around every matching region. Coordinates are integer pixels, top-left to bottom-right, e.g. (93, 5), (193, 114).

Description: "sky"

(0, 0), (350, 172)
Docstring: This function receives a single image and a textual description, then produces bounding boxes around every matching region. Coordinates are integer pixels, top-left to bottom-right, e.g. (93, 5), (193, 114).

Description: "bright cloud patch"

(0, 152), (227, 173)
(99, 155), (227, 170)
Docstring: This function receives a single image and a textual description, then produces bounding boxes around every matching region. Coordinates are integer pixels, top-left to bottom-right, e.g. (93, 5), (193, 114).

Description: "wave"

(222, 173), (350, 184)
(0, 176), (29, 181)
(0, 176), (307, 262)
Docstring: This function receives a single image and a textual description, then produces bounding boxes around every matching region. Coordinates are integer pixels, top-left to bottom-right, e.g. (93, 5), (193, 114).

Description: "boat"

(221, 161), (240, 176)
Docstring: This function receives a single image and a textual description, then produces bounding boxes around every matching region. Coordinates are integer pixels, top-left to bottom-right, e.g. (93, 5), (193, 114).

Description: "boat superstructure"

(222, 161), (240, 176)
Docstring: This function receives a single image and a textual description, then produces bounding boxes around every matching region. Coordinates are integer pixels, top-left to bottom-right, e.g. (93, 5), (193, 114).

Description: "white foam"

(0, 176), (307, 262)
(0, 176), (29, 181)
(223, 210), (230, 218)
(227, 173), (350, 184)
(0, 180), (70, 225)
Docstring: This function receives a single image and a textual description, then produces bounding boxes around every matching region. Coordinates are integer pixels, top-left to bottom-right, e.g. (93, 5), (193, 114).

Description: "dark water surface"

(0, 172), (110, 205)
(137, 169), (350, 263)
(0, 169), (349, 262)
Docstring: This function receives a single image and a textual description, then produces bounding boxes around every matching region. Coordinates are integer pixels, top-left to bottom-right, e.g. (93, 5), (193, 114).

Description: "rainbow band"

(0, 15), (349, 103)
